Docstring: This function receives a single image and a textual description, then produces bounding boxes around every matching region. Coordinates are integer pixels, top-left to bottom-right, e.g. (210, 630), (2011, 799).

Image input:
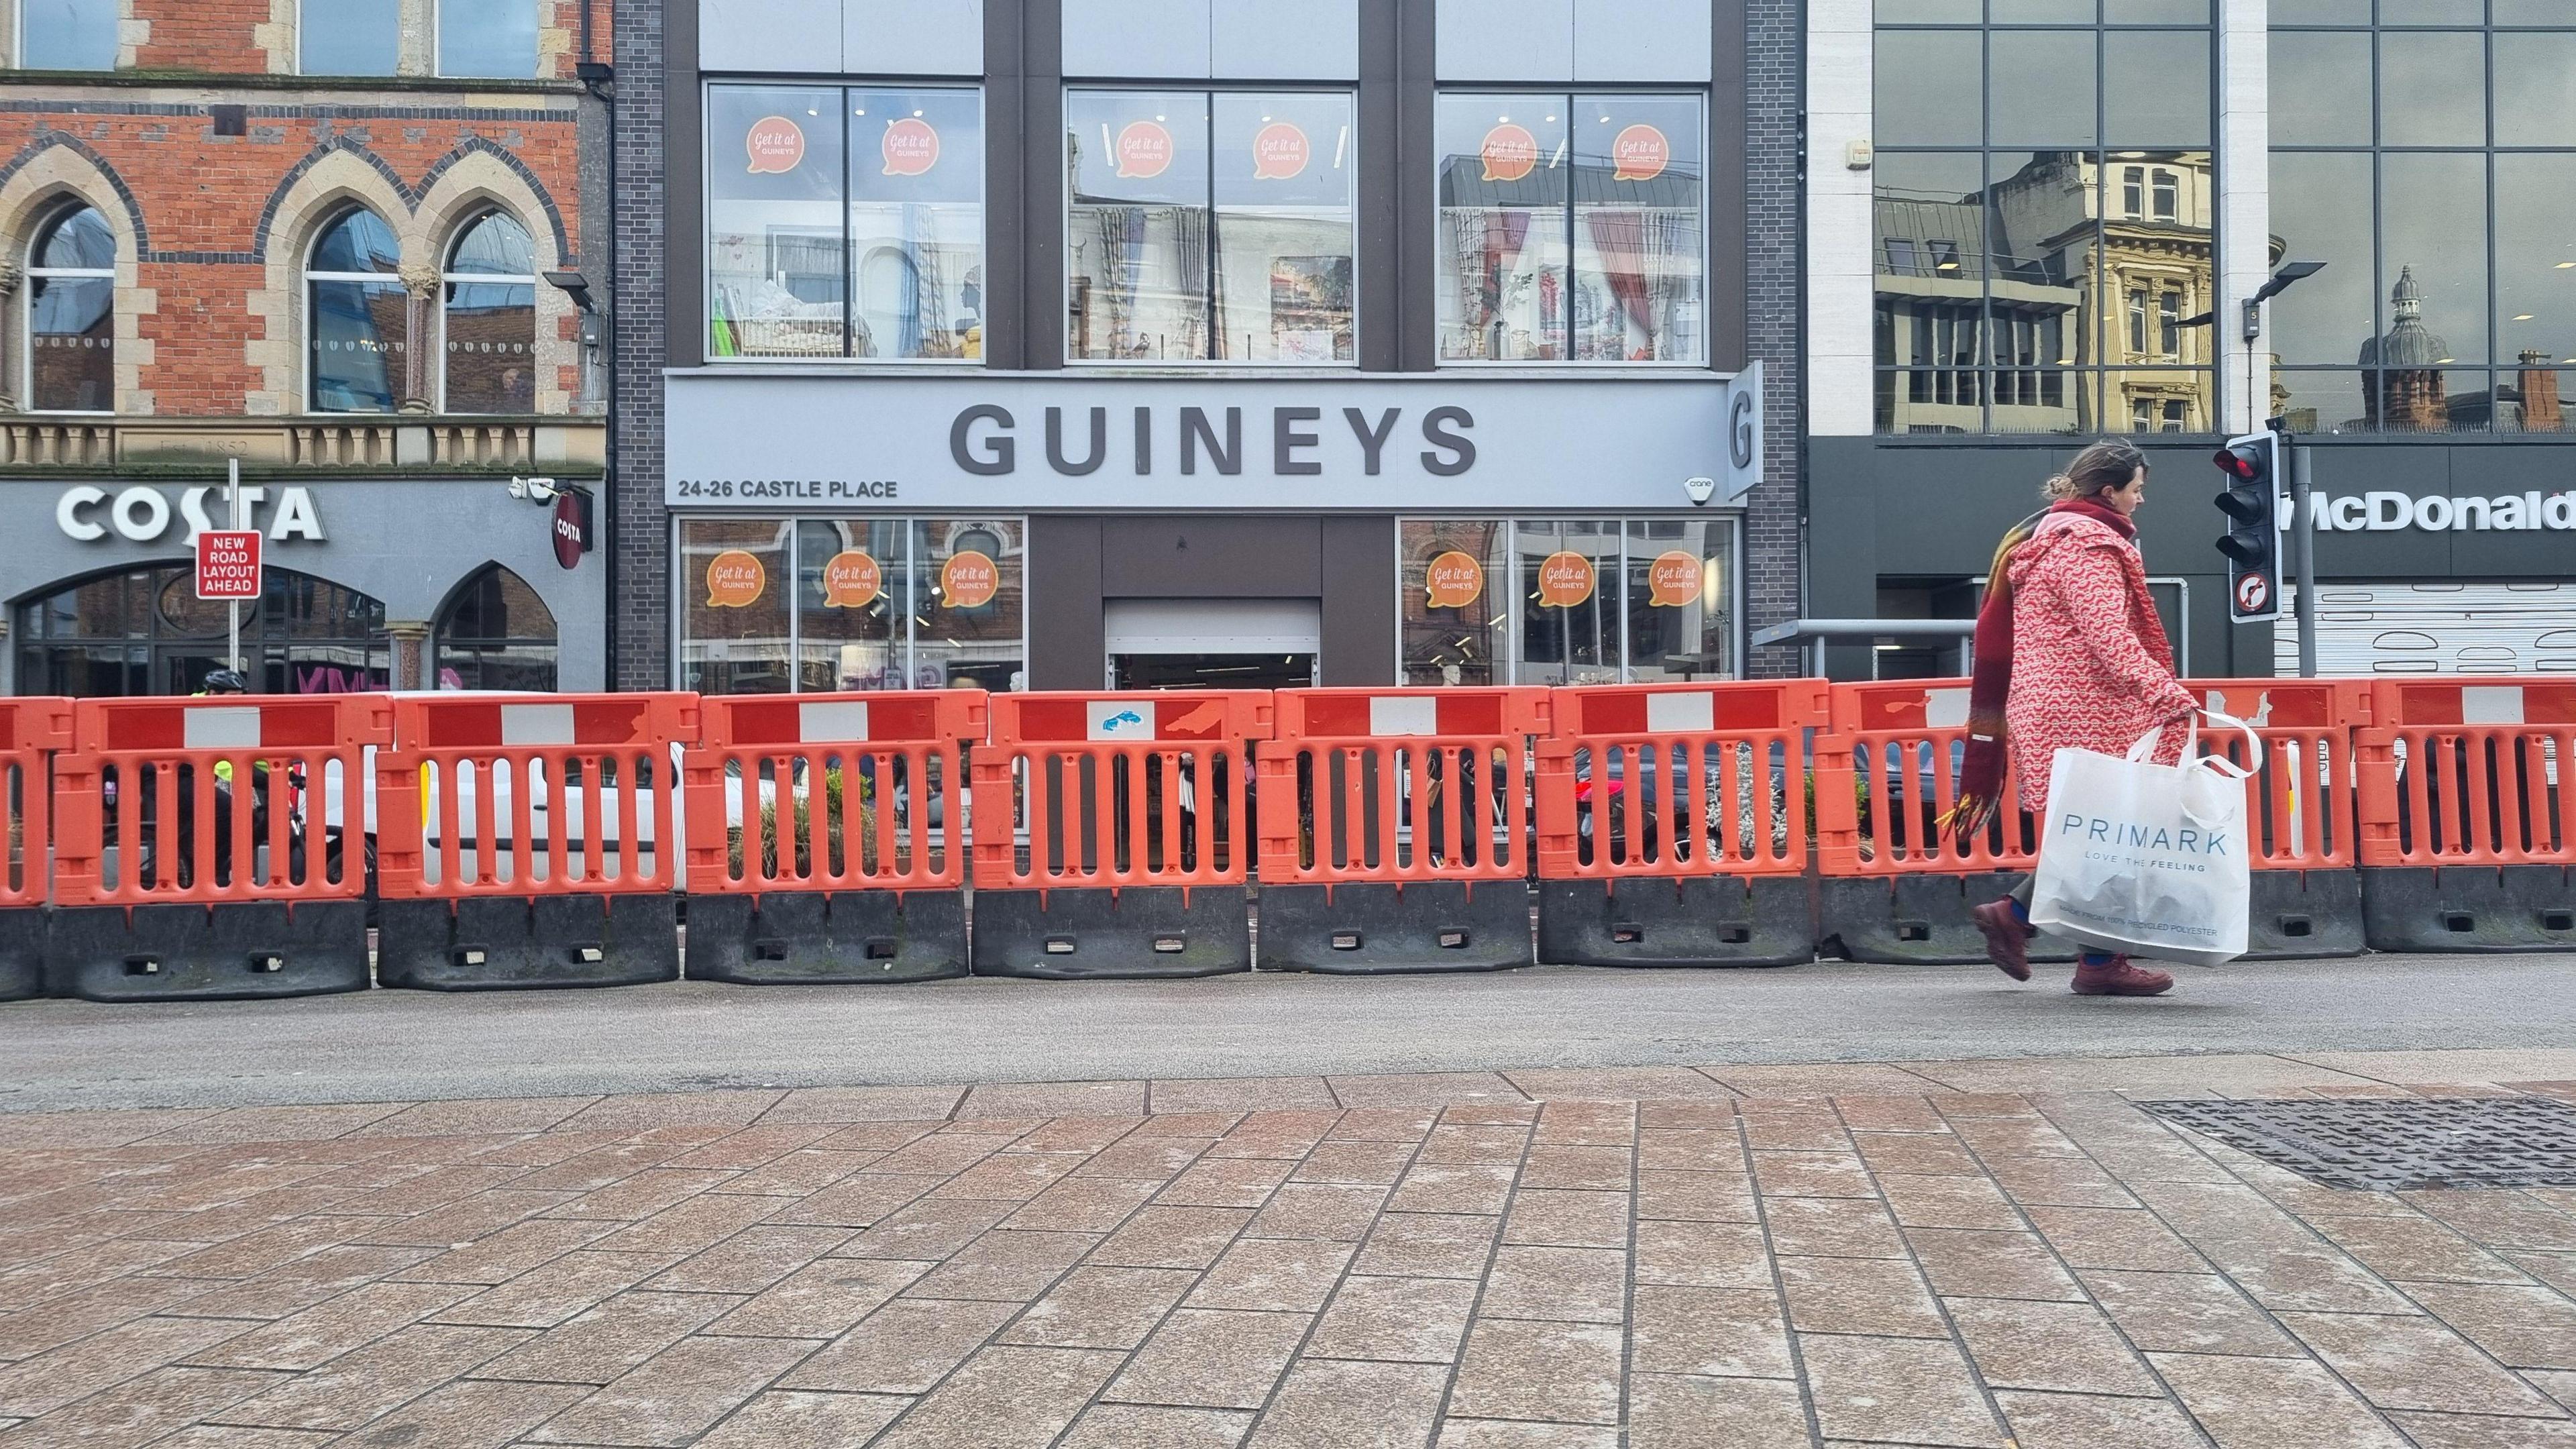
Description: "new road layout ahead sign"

(194, 529), (262, 601)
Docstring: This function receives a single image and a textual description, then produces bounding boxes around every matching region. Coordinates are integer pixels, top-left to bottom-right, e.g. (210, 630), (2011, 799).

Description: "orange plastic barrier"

(972, 691), (1271, 893)
(2196, 679), (2373, 871)
(1815, 681), (2029, 877)
(376, 694), (700, 900)
(1537, 681), (1828, 881)
(2358, 679), (2575, 868)
(683, 691), (984, 894)
(52, 695), (391, 908)
(1257, 688), (1551, 888)
(0, 697), (72, 912)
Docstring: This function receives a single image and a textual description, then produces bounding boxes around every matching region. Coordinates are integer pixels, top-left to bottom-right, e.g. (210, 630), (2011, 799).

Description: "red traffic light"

(2213, 443), (2266, 480)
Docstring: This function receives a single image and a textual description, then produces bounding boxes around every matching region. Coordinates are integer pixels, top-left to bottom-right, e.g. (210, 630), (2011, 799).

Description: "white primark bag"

(2027, 710), (2258, 968)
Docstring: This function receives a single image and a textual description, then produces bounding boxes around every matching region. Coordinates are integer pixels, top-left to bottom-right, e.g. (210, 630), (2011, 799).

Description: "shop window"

(678, 515), (1024, 694)
(25, 202), (115, 414)
(299, 0), (396, 74)
(438, 0), (538, 78)
(1435, 92), (1705, 364)
(19, 0), (116, 69)
(434, 564), (557, 690)
(307, 207), (408, 414)
(706, 83), (984, 362)
(1398, 518), (1736, 686)
(12, 564), (387, 697)
(1066, 89), (1354, 364)
(441, 211), (537, 413)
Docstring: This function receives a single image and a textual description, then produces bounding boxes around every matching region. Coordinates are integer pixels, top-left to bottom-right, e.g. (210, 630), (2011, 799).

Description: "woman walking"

(1949, 439), (2199, 996)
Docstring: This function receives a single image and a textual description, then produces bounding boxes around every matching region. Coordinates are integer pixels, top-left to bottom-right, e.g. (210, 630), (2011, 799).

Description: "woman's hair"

(2043, 439), (2149, 500)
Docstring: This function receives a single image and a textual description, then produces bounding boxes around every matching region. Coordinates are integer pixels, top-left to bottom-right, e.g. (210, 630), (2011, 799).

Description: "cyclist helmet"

(201, 668), (250, 695)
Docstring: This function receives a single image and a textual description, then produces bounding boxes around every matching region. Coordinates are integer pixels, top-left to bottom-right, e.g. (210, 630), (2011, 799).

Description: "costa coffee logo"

(1611, 124), (1670, 182)
(744, 115), (806, 174)
(881, 117), (938, 177)
(821, 549), (882, 608)
(1535, 551), (1596, 608)
(1646, 550), (1699, 607)
(1116, 120), (1174, 179)
(705, 549), (765, 608)
(1251, 121), (1309, 180)
(941, 550), (1000, 608)
(551, 490), (590, 572)
(1480, 123), (1538, 183)
(1424, 550), (1485, 609)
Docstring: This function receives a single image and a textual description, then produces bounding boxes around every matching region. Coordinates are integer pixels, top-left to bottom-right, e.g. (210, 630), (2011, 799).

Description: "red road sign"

(195, 529), (262, 601)
(2234, 571), (2272, 618)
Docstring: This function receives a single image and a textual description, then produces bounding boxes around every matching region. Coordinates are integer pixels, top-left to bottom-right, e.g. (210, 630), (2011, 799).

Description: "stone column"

(384, 620), (433, 690)
(398, 262), (439, 414)
(0, 261), (21, 413)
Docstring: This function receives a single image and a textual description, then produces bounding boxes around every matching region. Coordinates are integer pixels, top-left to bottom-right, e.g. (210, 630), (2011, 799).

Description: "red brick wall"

(131, 0), (270, 72)
(4, 109), (585, 415)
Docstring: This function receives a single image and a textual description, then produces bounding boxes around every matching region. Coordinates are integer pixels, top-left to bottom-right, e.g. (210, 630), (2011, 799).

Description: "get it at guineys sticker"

(1611, 124), (1670, 182)
(705, 549), (765, 607)
(881, 117), (939, 176)
(821, 550), (882, 608)
(1424, 550), (1485, 610)
(745, 115), (806, 174)
(1116, 120), (1174, 179)
(1481, 123), (1538, 182)
(1252, 121), (1309, 180)
(1646, 551), (1701, 607)
(941, 551), (1000, 608)
(1535, 551), (1596, 608)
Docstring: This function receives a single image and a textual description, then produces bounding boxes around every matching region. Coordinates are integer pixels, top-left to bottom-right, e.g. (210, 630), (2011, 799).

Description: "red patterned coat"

(2002, 512), (2198, 812)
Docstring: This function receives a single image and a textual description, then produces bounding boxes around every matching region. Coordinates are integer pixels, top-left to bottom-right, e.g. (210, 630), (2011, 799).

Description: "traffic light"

(2213, 430), (2283, 623)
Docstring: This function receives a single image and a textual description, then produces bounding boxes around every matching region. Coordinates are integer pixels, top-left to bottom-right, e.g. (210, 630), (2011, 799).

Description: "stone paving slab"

(5, 1053), (2576, 1445)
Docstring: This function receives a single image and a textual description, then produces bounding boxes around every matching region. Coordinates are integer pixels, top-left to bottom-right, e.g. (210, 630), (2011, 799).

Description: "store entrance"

(1102, 598), (1322, 692)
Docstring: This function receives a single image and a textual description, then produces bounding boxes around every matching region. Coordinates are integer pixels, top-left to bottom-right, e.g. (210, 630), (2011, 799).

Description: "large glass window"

(438, 0), (539, 78)
(1436, 93), (1706, 364)
(678, 516), (1025, 694)
(435, 565), (557, 691)
(13, 565), (388, 697)
(706, 83), (985, 362)
(25, 203), (114, 413)
(1874, 5), (2216, 434)
(1067, 89), (1355, 364)
(307, 208), (408, 414)
(1399, 518), (1736, 686)
(2269, 1), (2576, 433)
(20, 0), (115, 69)
(441, 211), (537, 413)
(299, 0), (397, 74)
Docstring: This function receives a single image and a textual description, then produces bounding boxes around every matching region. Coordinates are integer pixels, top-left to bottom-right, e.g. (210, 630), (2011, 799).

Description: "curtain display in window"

(299, 0), (397, 74)
(442, 211), (537, 413)
(27, 205), (114, 413)
(307, 208), (408, 413)
(1067, 89), (1354, 363)
(439, 0), (539, 77)
(1570, 95), (1705, 362)
(1435, 98), (1568, 362)
(849, 87), (987, 360)
(708, 86), (849, 359)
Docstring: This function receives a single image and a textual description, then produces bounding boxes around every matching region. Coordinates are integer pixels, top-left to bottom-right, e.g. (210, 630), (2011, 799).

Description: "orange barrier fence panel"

(2188, 678), (2373, 871)
(683, 691), (985, 894)
(1815, 682), (2032, 877)
(1536, 680), (1829, 881)
(971, 692), (1271, 893)
(2357, 678), (2575, 868)
(1256, 688), (1551, 887)
(52, 695), (392, 908)
(376, 694), (702, 900)
(1, 698), (72, 909)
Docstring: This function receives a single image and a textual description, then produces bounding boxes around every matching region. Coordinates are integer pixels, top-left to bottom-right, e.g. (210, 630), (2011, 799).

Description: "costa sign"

(56, 484), (325, 543)
(551, 488), (592, 570)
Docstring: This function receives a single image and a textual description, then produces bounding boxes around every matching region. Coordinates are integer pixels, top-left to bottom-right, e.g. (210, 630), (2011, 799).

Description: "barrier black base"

(1538, 875), (1812, 968)
(1260, 881), (1533, 974)
(2243, 869), (2366, 959)
(44, 902), (370, 1002)
(686, 890), (967, 984)
(1819, 872), (2080, 965)
(2, 907), (46, 1002)
(971, 885), (1249, 979)
(2363, 865), (2576, 953)
(378, 894), (682, 990)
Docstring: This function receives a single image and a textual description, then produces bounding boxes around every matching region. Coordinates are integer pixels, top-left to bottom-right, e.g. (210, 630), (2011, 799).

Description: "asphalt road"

(5, 951), (2572, 1112)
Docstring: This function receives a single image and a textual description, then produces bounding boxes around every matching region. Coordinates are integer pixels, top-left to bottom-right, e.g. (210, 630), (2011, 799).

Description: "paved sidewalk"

(5, 1051), (2576, 1447)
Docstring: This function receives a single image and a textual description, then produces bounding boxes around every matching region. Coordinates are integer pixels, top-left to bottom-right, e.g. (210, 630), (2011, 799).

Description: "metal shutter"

(2278, 582), (2576, 676)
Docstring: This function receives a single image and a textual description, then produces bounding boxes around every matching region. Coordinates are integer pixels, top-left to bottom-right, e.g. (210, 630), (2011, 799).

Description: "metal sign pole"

(227, 457), (242, 674)
(2293, 443), (2318, 678)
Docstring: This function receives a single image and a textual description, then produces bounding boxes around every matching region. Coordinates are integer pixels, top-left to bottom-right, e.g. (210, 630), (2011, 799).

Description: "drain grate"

(2139, 1095), (2576, 1192)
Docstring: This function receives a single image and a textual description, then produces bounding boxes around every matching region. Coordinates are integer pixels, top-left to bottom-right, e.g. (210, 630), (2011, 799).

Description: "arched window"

(12, 563), (388, 696)
(25, 203), (115, 413)
(435, 564), (558, 690)
(441, 211), (537, 413)
(306, 207), (407, 413)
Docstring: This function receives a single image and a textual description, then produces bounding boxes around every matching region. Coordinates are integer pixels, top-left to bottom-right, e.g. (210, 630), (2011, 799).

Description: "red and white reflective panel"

(798, 700), (871, 741)
(1923, 688), (1970, 729)
(181, 706), (263, 750)
(2464, 687), (2528, 726)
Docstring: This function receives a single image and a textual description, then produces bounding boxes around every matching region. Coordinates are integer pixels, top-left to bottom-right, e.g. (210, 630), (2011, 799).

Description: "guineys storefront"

(2, 479), (606, 696)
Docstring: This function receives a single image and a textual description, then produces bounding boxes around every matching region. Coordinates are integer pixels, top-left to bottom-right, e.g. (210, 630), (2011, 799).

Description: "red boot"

(2070, 955), (2174, 996)
(1972, 900), (2035, 982)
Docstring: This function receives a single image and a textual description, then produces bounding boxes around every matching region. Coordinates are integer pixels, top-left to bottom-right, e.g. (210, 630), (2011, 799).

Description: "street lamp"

(2243, 260), (2326, 343)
